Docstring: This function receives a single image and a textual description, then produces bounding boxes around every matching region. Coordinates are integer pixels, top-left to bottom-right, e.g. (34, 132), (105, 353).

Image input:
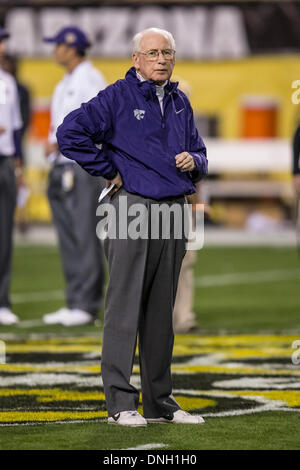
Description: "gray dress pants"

(0, 157), (16, 308)
(47, 163), (105, 316)
(101, 187), (187, 418)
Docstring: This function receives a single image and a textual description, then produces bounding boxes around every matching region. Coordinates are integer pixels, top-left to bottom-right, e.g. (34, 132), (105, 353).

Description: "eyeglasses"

(138, 49), (175, 61)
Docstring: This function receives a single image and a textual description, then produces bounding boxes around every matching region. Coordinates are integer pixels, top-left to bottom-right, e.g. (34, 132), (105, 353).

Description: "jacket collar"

(125, 66), (179, 100)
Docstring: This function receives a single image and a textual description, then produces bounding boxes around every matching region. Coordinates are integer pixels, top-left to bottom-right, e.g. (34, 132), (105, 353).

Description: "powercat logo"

(134, 109), (145, 120)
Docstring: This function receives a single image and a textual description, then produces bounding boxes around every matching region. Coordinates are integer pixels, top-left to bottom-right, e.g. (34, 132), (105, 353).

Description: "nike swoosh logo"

(162, 414), (174, 421)
(175, 109), (184, 115)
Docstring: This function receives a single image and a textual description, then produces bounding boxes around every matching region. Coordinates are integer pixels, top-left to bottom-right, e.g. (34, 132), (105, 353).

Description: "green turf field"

(0, 244), (299, 450)
(6, 244), (300, 333)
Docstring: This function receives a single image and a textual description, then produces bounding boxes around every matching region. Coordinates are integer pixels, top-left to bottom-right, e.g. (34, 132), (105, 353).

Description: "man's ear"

(132, 53), (139, 71)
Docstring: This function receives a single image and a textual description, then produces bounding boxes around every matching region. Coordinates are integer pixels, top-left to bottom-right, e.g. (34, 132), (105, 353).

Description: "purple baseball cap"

(43, 26), (91, 51)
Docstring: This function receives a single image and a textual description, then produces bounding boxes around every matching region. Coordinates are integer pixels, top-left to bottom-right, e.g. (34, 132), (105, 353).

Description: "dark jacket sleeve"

(292, 126), (300, 175)
(186, 102), (208, 183)
(56, 92), (118, 180)
(18, 82), (31, 137)
(13, 129), (23, 160)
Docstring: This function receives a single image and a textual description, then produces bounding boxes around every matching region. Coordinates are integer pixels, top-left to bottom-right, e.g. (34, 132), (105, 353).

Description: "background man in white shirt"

(42, 26), (107, 326)
(0, 27), (23, 324)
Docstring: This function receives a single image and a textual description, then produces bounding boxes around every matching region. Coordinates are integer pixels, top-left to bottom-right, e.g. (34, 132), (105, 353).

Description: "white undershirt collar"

(136, 71), (167, 114)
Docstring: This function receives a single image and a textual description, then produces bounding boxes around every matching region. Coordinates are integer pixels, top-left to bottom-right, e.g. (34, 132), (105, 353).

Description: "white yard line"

(195, 268), (300, 287)
(201, 404), (281, 417)
(11, 290), (64, 304)
(17, 319), (45, 328)
(7, 268), (300, 329)
(10, 269), (300, 307)
(122, 443), (168, 450)
(0, 418), (107, 427)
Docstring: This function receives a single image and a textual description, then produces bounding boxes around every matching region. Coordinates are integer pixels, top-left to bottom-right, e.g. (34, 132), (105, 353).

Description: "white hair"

(132, 28), (176, 54)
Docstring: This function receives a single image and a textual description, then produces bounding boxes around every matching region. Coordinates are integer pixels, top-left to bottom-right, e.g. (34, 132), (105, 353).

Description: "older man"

(57, 28), (208, 426)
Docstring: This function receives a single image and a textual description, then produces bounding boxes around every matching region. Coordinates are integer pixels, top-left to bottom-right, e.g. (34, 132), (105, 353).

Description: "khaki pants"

(173, 249), (197, 333)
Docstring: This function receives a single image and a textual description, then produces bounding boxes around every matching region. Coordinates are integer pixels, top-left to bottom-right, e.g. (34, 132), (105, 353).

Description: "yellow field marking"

(6, 337), (101, 345)
(171, 334), (298, 357)
(0, 388), (106, 402)
(39, 390), (106, 402)
(229, 390), (300, 407)
(173, 346), (294, 358)
(4, 344), (294, 359)
(0, 364), (101, 373)
(171, 365), (300, 376)
(5, 335), (299, 357)
(1, 334), (299, 424)
(175, 335), (300, 346)
(1, 362), (299, 377)
(0, 388), (216, 410)
(5, 345), (100, 353)
(174, 396), (216, 411)
(0, 411), (107, 423)
(43, 337), (101, 344)
(6, 334), (298, 345)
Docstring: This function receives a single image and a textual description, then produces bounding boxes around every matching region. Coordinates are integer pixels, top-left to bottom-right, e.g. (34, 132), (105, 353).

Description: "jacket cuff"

(191, 152), (202, 169)
(189, 152), (208, 183)
(102, 167), (118, 180)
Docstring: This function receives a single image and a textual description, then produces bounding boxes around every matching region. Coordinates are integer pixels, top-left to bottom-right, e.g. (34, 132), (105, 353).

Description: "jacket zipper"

(148, 87), (171, 128)
(161, 92), (172, 129)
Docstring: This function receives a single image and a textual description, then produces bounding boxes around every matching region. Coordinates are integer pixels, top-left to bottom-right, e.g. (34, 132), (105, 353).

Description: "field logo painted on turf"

(0, 340), (6, 364)
(0, 335), (300, 425)
(292, 340), (300, 365)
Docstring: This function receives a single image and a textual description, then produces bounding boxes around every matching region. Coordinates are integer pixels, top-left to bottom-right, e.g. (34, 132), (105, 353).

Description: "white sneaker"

(61, 309), (94, 326)
(146, 410), (205, 424)
(43, 308), (72, 325)
(108, 411), (147, 427)
(0, 307), (19, 325)
(43, 308), (94, 326)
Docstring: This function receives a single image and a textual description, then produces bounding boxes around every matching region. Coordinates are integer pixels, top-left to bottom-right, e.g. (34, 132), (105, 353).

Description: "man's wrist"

(14, 157), (23, 176)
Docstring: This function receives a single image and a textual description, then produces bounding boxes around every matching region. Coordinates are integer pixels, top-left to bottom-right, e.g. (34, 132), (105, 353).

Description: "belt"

(151, 194), (186, 203)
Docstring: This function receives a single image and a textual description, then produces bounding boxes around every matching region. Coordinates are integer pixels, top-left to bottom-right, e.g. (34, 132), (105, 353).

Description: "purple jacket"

(57, 66), (208, 200)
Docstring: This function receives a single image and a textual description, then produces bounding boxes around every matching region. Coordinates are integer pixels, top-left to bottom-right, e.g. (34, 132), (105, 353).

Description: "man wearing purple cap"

(0, 28), (23, 324)
(42, 26), (107, 326)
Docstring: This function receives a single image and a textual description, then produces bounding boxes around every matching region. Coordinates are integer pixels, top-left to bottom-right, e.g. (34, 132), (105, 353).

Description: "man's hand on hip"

(14, 157), (26, 190)
(106, 171), (123, 196)
(175, 152), (195, 172)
